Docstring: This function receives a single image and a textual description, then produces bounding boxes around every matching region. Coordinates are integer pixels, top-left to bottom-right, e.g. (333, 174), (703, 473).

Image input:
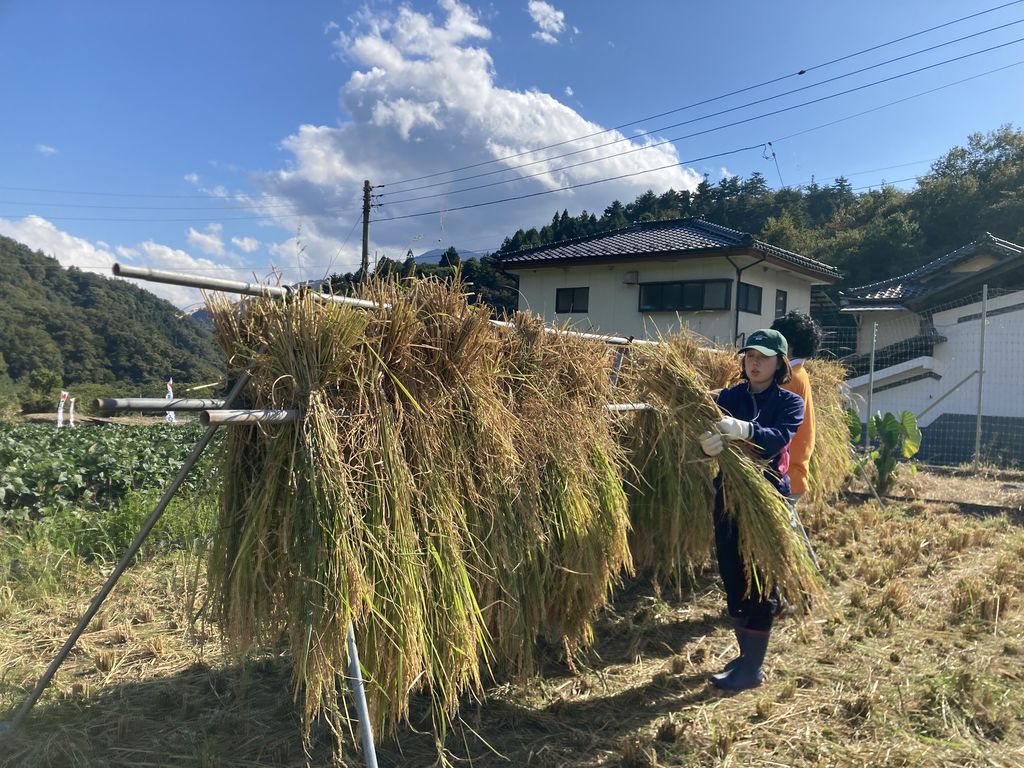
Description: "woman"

(699, 328), (804, 691)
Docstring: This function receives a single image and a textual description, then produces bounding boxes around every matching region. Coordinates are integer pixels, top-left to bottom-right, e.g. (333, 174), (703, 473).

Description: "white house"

(841, 233), (1024, 464)
(498, 218), (841, 345)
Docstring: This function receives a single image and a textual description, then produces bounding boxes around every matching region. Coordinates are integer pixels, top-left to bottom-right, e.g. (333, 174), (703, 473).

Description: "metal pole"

(96, 397), (226, 412)
(117, 262), (658, 347)
(113, 263), (384, 310)
(974, 284), (988, 466)
(2, 372), (252, 731)
(915, 370), (978, 420)
(864, 321), (878, 453)
(605, 403), (652, 412)
(200, 409), (299, 426)
(346, 621), (379, 768)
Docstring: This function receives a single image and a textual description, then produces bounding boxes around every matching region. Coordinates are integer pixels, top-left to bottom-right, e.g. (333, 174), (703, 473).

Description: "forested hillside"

(331, 127), (1023, 318)
(0, 237), (224, 412)
(493, 126), (1024, 290)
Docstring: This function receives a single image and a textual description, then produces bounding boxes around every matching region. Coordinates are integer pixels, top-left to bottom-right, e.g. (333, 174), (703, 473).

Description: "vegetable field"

(0, 423), (215, 522)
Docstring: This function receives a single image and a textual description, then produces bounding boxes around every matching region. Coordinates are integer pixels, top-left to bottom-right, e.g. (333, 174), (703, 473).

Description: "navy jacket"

(714, 382), (805, 496)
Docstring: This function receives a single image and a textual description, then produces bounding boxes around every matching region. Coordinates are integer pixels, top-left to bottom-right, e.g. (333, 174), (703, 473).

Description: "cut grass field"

(2, 475), (1023, 767)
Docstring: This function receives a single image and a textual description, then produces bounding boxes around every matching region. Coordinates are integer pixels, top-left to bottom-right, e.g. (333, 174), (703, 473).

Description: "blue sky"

(1, 0), (1022, 307)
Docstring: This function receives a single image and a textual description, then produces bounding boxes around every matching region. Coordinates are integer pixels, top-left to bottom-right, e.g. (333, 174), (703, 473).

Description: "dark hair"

(770, 311), (822, 358)
(740, 352), (793, 385)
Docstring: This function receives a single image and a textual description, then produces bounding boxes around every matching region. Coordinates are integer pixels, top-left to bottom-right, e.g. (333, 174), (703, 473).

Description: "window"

(737, 282), (763, 314)
(638, 279), (732, 312)
(556, 286), (589, 313)
(774, 289), (788, 318)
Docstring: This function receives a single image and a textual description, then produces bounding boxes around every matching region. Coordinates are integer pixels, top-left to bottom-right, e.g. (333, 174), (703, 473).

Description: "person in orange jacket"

(770, 312), (823, 503)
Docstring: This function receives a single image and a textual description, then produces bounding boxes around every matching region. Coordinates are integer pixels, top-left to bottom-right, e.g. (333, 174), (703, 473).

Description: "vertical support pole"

(974, 284), (988, 466)
(346, 622), (379, 768)
(361, 180), (372, 279)
(864, 321), (877, 453)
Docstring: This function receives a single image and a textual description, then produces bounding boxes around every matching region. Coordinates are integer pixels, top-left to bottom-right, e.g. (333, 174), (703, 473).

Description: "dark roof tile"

(845, 233), (1024, 303)
(498, 217), (840, 281)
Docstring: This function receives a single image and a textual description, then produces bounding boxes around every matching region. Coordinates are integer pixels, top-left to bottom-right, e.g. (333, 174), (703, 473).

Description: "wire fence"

(825, 285), (1024, 468)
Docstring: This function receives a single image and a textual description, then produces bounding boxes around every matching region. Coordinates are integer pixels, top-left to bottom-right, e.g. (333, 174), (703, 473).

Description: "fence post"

(973, 284), (988, 466)
(864, 321), (878, 453)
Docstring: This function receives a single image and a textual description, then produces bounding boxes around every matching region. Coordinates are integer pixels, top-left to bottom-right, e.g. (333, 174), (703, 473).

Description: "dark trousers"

(713, 491), (776, 632)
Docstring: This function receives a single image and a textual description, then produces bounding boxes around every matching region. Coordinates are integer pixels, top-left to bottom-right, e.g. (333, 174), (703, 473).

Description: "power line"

(379, 20), (1024, 198)
(851, 175), (922, 191)
(6, 43), (1022, 228)
(0, 198), (361, 213)
(6, 39), (1015, 229)
(772, 58), (1024, 143)
(378, 0), (1024, 188)
(370, 143), (768, 223)
(377, 40), (1024, 212)
(0, 210), (314, 224)
(7, 36), (1016, 229)
(2, 2), (1019, 216)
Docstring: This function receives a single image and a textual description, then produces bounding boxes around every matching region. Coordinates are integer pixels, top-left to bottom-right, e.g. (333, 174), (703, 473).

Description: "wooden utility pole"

(361, 180), (371, 278)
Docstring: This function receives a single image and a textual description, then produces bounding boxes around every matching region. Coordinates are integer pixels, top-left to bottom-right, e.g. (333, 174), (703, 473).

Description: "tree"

(440, 247), (461, 268)
(26, 368), (61, 397)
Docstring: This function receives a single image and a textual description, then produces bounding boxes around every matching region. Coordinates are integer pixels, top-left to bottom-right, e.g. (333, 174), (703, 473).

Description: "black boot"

(711, 628), (769, 691)
(710, 620), (747, 683)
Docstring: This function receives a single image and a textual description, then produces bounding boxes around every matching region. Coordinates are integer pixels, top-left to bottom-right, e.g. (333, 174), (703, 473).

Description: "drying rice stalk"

(805, 358), (853, 506)
(205, 278), (633, 754)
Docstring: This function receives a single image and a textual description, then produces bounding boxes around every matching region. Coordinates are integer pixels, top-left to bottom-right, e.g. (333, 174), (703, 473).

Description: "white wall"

(510, 258), (818, 345)
(849, 290), (1024, 426)
(853, 310), (921, 352)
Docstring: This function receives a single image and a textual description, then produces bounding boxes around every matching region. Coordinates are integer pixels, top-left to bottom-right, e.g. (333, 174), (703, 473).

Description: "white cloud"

(231, 236), (260, 253)
(255, 0), (701, 277)
(564, 85), (574, 98)
(186, 223), (225, 256)
(528, 1), (565, 44)
(184, 172), (200, 185)
(0, 215), (246, 307)
(36, 143), (58, 156)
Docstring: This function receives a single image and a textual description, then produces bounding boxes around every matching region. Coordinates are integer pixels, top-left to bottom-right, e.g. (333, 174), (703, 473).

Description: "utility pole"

(361, 180), (371, 279)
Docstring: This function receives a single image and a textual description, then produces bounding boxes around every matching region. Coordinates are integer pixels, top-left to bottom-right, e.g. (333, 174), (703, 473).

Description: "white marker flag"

(69, 397), (76, 428)
(57, 390), (68, 428)
(165, 377), (176, 423)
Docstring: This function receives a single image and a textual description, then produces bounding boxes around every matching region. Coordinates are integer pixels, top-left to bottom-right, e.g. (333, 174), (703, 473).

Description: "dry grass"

(4, 474), (1024, 767)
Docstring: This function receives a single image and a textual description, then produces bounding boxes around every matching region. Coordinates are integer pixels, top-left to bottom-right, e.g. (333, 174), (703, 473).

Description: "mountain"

(412, 247), (487, 264)
(0, 236), (224, 390)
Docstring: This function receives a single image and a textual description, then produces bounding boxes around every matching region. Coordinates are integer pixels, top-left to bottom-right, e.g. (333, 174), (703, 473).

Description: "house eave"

(501, 246), (839, 283)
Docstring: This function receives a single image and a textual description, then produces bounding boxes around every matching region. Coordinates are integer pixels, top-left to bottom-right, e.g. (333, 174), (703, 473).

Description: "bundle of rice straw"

(617, 333), (719, 584)
(205, 277), (631, 753)
(488, 313), (631, 671)
(804, 358), (853, 506)
(621, 331), (824, 609)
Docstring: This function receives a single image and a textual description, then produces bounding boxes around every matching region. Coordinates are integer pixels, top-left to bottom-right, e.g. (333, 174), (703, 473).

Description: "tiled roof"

(498, 217), (841, 281)
(845, 233), (1024, 304)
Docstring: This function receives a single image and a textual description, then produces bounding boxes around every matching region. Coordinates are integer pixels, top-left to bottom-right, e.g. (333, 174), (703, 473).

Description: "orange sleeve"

(782, 365), (816, 494)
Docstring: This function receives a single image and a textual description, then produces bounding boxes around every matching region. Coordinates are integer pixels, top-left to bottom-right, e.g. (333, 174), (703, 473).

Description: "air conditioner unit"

(622, 271), (639, 285)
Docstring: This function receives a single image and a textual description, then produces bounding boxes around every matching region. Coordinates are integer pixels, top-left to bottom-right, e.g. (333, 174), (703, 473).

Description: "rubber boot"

(711, 628), (769, 691)
(710, 621), (747, 683)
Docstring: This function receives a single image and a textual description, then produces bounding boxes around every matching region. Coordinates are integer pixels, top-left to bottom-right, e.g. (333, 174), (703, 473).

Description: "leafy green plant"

(0, 423), (219, 521)
(863, 410), (922, 496)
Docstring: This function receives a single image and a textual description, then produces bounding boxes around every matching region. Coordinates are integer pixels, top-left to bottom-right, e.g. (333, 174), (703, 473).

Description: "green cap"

(741, 328), (788, 357)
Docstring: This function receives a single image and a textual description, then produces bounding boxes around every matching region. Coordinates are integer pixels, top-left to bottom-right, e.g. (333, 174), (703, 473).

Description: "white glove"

(699, 431), (724, 456)
(715, 416), (753, 440)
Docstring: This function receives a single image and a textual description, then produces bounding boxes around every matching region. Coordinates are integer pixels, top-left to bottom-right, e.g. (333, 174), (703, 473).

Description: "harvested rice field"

(2, 476), (1024, 767)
